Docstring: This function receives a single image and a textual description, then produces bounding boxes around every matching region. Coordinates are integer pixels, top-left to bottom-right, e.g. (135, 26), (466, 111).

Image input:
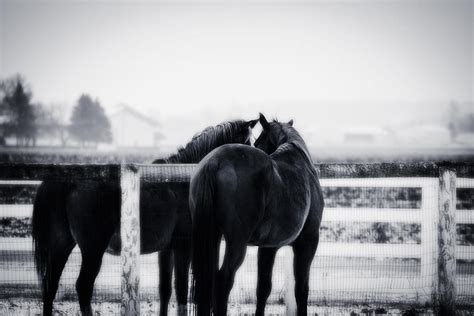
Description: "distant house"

(109, 104), (162, 149)
(343, 127), (389, 145)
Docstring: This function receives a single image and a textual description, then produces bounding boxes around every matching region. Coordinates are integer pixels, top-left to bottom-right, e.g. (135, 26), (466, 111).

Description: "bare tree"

(36, 103), (71, 147)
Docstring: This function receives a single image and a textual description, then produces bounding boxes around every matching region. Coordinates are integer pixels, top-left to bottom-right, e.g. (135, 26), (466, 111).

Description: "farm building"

(108, 104), (162, 149)
(343, 126), (391, 145)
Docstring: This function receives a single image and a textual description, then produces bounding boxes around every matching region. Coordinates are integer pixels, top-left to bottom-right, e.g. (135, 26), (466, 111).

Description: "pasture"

(0, 152), (472, 315)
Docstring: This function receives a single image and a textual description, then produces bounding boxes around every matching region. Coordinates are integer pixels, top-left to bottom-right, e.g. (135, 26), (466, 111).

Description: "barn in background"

(109, 104), (162, 149)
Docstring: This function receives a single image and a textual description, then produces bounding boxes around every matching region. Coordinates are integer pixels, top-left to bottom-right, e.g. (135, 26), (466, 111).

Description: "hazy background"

(0, 0), (472, 161)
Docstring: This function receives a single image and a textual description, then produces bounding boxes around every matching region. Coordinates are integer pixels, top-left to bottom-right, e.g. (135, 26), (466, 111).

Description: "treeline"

(0, 74), (112, 147)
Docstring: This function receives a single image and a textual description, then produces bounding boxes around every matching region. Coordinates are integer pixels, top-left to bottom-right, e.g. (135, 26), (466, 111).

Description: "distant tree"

(0, 75), (38, 146)
(36, 103), (71, 147)
(448, 101), (459, 142)
(448, 101), (474, 142)
(69, 94), (112, 147)
(459, 113), (474, 134)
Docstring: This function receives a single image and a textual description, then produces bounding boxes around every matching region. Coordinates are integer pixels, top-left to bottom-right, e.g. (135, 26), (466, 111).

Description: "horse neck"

(152, 147), (202, 164)
(275, 130), (313, 165)
(272, 142), (308, 164)
(153, 151), (206, 164)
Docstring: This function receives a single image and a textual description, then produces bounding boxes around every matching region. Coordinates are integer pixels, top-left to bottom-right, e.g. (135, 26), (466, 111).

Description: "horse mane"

(153, 120), (247, 164)
(271, 122), (312, 163)
(271, 121), (319, 181)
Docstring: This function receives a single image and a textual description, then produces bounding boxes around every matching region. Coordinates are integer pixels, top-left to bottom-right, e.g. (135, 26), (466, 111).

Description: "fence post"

(437, 167), (456, 315)
(121, 164), (140, 316)
(421, 180), (439, 305)
(284, 247), (296, 315)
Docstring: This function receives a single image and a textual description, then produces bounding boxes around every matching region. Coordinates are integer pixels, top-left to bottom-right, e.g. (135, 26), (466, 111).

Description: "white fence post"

(420, 179), (439, 305)
(284, 247), (296, 315)
(437, 167), (456, 315)
(121, 164), (140, 316)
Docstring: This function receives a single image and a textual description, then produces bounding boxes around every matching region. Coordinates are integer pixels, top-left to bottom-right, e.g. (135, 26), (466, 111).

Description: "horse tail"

(191, 162), (219, 316)
(32, 181), (72, 296)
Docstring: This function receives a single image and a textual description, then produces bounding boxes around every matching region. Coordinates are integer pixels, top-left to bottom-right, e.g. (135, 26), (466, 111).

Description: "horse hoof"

(80, 306), (93, 316)
(177, 304), (188, 316)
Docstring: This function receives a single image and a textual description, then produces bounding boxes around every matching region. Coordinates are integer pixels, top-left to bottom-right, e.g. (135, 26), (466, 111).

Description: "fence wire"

(456, 171), (474, 307)
(0, 164), (472, 315)
(0, 172), (124, 307)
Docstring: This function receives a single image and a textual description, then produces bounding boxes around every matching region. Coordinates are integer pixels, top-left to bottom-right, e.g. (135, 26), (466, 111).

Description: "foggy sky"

(0, 0), (472, 145)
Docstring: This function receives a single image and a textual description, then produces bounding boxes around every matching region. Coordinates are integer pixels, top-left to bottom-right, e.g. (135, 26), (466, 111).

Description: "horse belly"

(105, 205), (184, 255)
(250, 217), (305, 247)
(251, 194), (311, 247)
(105, 224), (173, 255)
(106, 232), (122, 255)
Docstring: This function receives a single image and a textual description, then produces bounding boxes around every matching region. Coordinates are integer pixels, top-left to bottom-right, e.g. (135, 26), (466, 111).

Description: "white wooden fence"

(0, 163), (472, 315)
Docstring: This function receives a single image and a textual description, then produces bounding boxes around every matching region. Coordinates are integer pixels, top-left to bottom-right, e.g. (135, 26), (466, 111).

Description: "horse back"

(192, 143), (314, 247)
(190, 144), (272, 236)
(247, 158), (315, 246)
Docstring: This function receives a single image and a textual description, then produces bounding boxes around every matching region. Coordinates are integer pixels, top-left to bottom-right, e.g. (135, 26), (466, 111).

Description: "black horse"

(32, 118), (257, 316)
(190, 114), (324, 316)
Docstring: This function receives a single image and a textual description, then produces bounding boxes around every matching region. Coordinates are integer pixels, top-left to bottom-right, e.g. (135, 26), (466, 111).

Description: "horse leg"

(255, 247), (278, 316)
(214, 240), (247, 316)
(292, 237), (318, 316)
(65, 183), (120, 315)
(42, 239), (76, 316)
(75, 249), (106, 316)
(173, 243), (191, 316)
(159, 250), (173, 316)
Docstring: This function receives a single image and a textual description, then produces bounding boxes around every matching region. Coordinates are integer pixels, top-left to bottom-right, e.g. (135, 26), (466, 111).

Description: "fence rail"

(0, 162), (473, 315)
(1, 161), (472, 181)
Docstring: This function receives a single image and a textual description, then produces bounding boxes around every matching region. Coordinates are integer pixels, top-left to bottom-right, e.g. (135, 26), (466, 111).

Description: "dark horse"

(32, 118), (257, 316)
(190, 114), (324, 316)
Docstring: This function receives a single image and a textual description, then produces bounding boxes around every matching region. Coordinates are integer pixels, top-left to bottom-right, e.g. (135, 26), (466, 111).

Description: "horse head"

(254, 113), (294, 154)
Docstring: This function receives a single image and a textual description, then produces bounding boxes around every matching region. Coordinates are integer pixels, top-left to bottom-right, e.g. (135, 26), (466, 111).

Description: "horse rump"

(32, 181), (74, 298)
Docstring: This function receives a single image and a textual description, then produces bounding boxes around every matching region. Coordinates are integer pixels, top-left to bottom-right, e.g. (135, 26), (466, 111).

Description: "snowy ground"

(0, 299), (447, 316)
(1, 246), (474, 309)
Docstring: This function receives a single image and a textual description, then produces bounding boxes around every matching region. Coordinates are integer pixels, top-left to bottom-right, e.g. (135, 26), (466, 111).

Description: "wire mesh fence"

(0, 168), (124, 306)
(456, 175), (474, 307)
(0, 163), (472, 314)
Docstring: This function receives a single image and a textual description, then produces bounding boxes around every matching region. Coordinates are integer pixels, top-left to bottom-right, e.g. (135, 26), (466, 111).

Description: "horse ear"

(247, 119), (258, 128)
(259, 113), (269, 130)
(288, 119), (294, 126)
